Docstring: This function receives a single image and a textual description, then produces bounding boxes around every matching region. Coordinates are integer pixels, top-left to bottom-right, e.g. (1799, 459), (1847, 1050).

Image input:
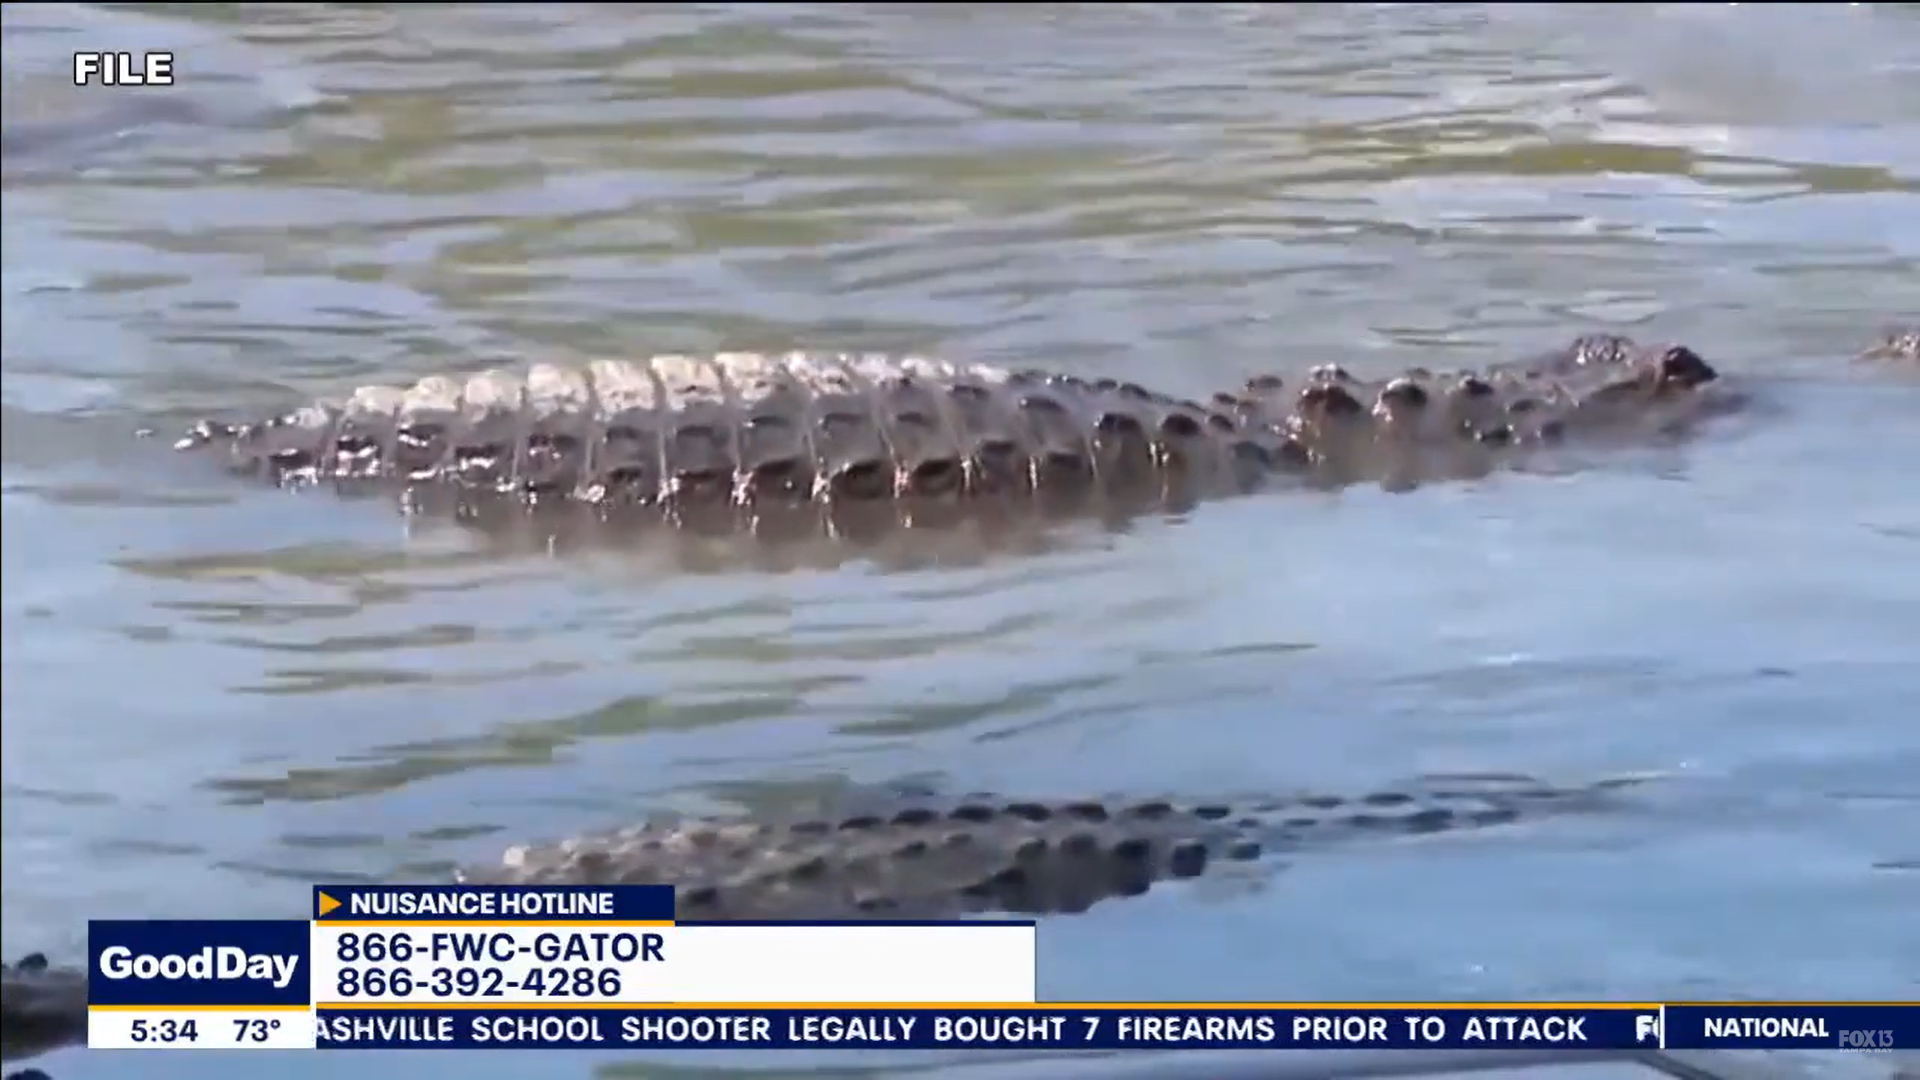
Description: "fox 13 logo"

(1838, 1029), (1893, 1052)
(73, 52), (174, 87)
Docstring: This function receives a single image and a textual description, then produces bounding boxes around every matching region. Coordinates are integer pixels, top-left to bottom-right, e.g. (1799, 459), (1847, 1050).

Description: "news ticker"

(84, 884), (1915, 1053)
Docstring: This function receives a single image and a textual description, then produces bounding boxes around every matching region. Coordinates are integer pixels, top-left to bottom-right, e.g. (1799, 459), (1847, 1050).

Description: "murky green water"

(4, 4), (1918, 1078)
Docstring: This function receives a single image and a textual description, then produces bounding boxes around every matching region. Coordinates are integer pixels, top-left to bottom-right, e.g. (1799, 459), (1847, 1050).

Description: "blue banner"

(1665, 1004), (1914, 1051)
(312, 1006), (1649, 1050)
(313, 885), (674, 923)
(309, 1005), (1920, 1051)
(88, 920), (310, 1007)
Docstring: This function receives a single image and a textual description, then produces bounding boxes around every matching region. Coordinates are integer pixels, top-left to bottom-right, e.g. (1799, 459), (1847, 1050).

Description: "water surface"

(3, 4), (1917, 1078)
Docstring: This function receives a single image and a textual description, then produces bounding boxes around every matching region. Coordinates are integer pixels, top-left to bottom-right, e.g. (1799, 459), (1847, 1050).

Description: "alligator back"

(173, 338), (1725, 554)
(456, 774), (1649, 920)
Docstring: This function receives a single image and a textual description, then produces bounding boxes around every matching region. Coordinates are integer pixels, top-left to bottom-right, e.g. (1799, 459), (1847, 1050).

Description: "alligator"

(3, 772), (1644, 1065)
(166, 333), (1751, 557)
(163, 327), (1918, 561)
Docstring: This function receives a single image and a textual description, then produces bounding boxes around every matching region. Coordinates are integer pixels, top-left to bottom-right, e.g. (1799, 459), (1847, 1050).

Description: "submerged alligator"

(5, 772), (1644, 1064)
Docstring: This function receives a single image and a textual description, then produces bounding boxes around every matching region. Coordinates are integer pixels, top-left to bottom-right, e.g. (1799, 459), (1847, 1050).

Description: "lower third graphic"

(86, 919), (315, 1051)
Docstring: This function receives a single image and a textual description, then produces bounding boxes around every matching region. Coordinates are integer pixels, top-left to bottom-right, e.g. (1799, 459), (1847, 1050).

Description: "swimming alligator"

(167, 333), (1749, 557)
(163, 327), (1918, 561)
(2, 772), (1644, 1064)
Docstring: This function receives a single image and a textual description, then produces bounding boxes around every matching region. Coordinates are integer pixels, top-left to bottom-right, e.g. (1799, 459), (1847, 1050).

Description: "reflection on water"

(3, 3), (1919, 1077)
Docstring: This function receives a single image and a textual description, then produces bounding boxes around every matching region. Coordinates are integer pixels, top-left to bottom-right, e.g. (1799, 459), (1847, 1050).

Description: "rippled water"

(4, 4), (1918, 1078)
